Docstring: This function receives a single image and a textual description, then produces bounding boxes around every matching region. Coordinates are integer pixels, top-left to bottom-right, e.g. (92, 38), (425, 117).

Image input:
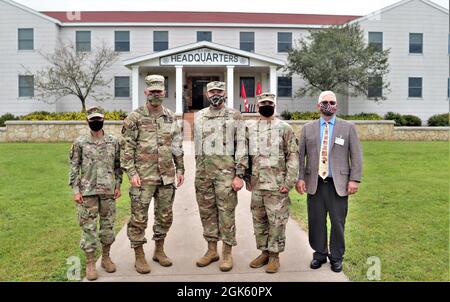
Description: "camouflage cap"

(256, 93), (276, 105)
(206, 81), (226, 92)
(145, 74), (165, 91)
(86, 106), (105, 120)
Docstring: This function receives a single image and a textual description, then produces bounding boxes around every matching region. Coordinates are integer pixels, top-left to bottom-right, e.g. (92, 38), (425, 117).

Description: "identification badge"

(335, 136), (345, 145)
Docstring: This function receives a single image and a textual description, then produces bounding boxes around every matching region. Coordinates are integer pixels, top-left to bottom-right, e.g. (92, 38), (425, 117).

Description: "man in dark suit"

(295, 91), (362, 273)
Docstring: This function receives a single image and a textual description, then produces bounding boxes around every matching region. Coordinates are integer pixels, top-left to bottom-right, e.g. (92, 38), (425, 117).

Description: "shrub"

(19, 111), (127, 121)
(284, 111), (381, 121)
(384, 112), (406, 126)
(427, 113), (449, 126)
(290, 111), (321, 120)
(0, 113), (19, 127)
(402, 115), (422, 126)
(280, 110), (292, 120)
(338, 113), (383, 120)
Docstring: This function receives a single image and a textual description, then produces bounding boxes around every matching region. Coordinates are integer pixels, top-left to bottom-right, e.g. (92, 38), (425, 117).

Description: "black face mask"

(259, 106), (275, 118)
(88, 120), (104, 132)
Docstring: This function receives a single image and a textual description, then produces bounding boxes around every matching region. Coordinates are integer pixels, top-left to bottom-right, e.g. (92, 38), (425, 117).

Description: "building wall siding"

(0, 0), (448, 123)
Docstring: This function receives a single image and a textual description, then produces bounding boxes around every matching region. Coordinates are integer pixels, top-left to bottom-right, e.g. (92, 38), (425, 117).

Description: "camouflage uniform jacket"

(194, 105), (248, 177)
(246, 118), (299, 191)
(69, 132), (123, 196)
(120, 104), (184, 185)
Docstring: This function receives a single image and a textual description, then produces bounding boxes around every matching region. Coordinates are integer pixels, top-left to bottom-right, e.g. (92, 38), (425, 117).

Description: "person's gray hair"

(318, 91), (337, 104)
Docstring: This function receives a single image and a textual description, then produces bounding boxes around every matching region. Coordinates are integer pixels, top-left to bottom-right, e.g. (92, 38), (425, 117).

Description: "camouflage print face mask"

(208, 94), (226, 107)
(147, 95), (164, 106)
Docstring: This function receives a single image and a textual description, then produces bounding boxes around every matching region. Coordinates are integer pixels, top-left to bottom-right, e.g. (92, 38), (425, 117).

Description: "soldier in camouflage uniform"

(194, 81), (248, 272)
(69, 106), (123, 281)
(121, 75), (184, 274)
(245, 93), (299, 273)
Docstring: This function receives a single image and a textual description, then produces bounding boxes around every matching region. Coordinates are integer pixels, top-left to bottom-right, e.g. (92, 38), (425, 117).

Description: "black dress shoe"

(310, 258), (327, 269)
(330, 260), (343, 273)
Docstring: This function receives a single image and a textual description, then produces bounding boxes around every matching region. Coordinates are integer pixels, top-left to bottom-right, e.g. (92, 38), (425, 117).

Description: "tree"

(284, 23), (390, 101)
(23, 40), (119, 112)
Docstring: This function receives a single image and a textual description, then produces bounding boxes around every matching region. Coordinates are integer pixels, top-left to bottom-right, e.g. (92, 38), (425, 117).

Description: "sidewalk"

(87, 142), (348, 282)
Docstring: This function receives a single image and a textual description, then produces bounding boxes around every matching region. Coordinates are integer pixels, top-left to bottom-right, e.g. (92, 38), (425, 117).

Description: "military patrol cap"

(86, 106), (105, 120)
(206, 81), (226, 92)
(256, 93), (276, 105)
(145, 74), (165, 91)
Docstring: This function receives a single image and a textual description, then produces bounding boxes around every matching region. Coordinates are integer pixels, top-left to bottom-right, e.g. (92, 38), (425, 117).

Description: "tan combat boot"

(85, 251), (98, 281)
(265, 252), (280, 274)
(219, 243), (233, 272)
(249, 251), (269, 268)
(101, 244), (116, 273)
(152, 239), (172, 267)
(134, 245), (151, 274)
(196, 241), (219, 267)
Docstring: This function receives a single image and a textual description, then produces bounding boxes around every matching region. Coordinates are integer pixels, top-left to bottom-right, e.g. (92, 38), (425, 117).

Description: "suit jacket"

(298, 117), (362, 197)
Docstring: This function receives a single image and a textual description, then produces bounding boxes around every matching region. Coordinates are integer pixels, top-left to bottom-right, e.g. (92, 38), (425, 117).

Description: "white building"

(0, 0), (448, 122)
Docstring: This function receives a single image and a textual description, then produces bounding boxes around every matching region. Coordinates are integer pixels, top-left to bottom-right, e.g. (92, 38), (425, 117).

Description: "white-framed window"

(76, 31), (91, 52)
(114, 76), (130, 98)
(368, 32), (383, 52)
(277, 77), (292, 97)
(240, 77), (255, 98)
(115, 31), (130, 52)
(154, 31), (168, 52)
(18, 28), (33, 50)
(197, 31), (212, 42)
(408, 77), (422, 98)
(240, 32), (254, 52)
(18, 75), (34, 97)
(277, 32), (292, 53)
(368, 77), (383, 98)
(409, 33), (423, 54)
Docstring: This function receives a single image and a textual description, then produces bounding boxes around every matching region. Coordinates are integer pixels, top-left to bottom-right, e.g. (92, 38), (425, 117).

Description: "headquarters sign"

(160, 47), (249, 66)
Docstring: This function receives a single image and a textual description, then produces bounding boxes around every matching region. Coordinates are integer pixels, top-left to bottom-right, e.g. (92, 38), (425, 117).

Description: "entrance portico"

(123, 41), (285, 114)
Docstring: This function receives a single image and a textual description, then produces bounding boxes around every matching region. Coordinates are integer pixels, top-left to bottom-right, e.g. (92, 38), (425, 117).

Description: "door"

(191, 76), (220, 110)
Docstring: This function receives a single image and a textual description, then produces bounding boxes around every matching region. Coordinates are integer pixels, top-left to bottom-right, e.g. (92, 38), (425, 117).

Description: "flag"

(256, 81), (262, 96)
(241, 81), (249, 112)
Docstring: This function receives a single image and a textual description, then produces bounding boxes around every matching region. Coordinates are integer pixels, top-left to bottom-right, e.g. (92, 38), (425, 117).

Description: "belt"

(318, 176), (333, 183)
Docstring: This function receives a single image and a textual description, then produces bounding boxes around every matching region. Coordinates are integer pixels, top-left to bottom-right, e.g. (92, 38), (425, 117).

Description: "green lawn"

(0, 143), (130, 281)
(290, 141), (450, 281)
(0, 142), (448, 281)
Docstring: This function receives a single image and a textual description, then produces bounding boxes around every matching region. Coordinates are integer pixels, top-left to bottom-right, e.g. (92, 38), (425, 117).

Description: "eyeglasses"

(320, 101), (336, 105)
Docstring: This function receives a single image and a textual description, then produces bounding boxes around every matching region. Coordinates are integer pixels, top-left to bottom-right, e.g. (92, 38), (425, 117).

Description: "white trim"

(175, 65), (183, 114)
(131, 66), (139, 110)
(1, 0), (61, 25)
(123, 41), (285, 68)
(349, 0), (448, 25)
(226, 65), (234, 109)
(57, 22), (331, 29)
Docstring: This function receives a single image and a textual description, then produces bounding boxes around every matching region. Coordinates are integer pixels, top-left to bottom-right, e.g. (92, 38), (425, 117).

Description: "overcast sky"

(12, 0), (449, 15)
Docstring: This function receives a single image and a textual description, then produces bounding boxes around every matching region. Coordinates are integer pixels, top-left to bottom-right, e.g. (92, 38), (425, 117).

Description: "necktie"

(319, 122), (329, 179)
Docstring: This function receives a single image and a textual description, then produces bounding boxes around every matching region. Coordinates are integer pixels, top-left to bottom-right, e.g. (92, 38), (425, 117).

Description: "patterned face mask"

(319, 101), (337, 116)
(147, 95), (164, 106)
(208, 94), (226, 106)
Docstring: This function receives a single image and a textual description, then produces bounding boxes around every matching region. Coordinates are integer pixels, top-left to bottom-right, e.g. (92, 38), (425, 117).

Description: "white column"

(261, 72), (268, 92)
(226, 65), (234, 109)
(175, 65), (183, 114)
(269, 65), (277, 95)
(132, 65), (140, 110)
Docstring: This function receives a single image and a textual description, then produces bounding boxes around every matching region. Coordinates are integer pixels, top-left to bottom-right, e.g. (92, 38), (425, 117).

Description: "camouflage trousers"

(77, 194), (116, 253)
(195, 175), (238, 246)
(127, 184), (176, 248)
(250, 190), (290, 253)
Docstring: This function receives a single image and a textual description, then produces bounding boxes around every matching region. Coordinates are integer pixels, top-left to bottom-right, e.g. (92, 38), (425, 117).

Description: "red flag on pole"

(256, 82), (262, 96)
(241, 81), (249, 112)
